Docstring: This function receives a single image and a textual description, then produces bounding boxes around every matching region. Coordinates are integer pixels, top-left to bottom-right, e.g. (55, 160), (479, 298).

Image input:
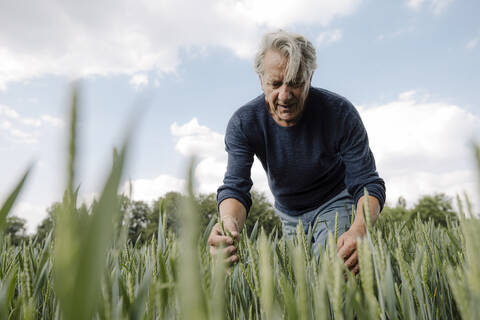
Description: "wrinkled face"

(260, 49), (311, 127)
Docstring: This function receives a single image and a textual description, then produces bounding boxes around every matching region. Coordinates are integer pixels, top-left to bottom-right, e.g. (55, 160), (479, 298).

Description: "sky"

(1, 0), (479, 233)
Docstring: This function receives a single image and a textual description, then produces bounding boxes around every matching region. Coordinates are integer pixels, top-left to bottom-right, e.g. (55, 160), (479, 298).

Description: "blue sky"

(1, 0), (479, 232)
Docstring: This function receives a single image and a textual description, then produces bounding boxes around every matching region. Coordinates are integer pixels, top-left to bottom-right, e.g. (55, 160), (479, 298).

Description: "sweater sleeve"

(216, 114), (254, 215)
(338, 106), (386, 211)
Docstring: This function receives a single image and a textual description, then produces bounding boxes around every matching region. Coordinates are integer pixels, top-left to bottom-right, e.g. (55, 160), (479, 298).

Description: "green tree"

(152, 191), (187, 236)
(35, 202), (61, 243)
(378, 193), (458, 228)
(381, 197), (411, 223)
(151, 192), (217, 238)
(244, 190), (281, 236)
(197, 193), (218, 228)
(412, 193), (458, 227)
(114, 190), (281, 242)
(397, 196), (407, 209)
(126, 200), (153, 244)
(149, 190), (280, 237)
(6, 216), (27, 245)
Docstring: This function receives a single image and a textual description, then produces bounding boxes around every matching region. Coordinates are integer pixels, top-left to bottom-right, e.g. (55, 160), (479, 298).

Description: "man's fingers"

(337, 235), (345, 250)
(208, 234), (234, 247)
(337, 240), (356, 260)
(220, 245), (236, 256)
(208, 223), (238, 246)
(230, 231), (240, 241)
(350, 264), (360, 275)
(225, 254), (238, 265)
(344, 250), (358, 269)
(211, 223), (223, 234)
(207, 222), (241, 261)
(228, 245), (237, 255)
(210, 245), (237, 257)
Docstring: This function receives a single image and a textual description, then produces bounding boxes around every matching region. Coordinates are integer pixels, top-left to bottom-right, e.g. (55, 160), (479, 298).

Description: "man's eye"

(289, 81), (304, 88)
(272, 82), (282, 88)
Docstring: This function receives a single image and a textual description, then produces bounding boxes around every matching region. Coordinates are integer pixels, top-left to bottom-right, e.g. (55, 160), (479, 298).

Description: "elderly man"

(208, 30), (385, 274)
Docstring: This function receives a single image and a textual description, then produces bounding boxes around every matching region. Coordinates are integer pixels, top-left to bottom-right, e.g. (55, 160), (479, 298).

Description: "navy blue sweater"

(217, 87), (386, 216)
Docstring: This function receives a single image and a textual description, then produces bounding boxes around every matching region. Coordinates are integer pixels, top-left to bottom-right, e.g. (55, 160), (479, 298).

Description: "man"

(208, 30), (385, 274)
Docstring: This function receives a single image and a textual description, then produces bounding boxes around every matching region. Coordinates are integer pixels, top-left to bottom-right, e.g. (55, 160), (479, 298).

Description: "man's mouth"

(277, 104), (295, 112)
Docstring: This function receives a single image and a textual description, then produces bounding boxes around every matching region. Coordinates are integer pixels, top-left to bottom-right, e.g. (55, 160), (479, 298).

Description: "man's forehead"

(263, 51), (287, 78)
(264, 69), (303, 83)
(263, 50), (303, 83)
(264, 70), (285, 81)
(264, 49), (288, 68)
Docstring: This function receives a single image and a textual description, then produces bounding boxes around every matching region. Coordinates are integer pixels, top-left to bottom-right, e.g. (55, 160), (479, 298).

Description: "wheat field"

(0, 91), (479, 319)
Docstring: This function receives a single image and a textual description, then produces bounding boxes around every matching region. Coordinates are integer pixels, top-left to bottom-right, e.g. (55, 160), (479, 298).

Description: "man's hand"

(337, 225), (365, 275)
(207, 218), (240, 265)
(338, 195), (380, 275)
(209, 198), (247, 266)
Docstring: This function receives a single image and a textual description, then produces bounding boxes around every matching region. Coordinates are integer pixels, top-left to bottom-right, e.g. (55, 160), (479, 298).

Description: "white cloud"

(466, 38), (478, 50)
(129, 74), (149, 91)
(0, 119), (11, 130)
(10, 128), (37, 144)
(170, 118), (271, 198)
(316, 29), (343, 46)
(0, 105), (19, 118)
(430, 0), (455, 15)
(0, 104), (64, 143)
(170, 118), (231, 195)
(40, 115), (65, 128)
(406, 0), (454, 15)
(128, 117), (273, 203)
(12, 202), (48, 234)
(398, 90), (417, 101)
(0, 0), (361, 90)
(123, 175), (185, 202)
(230, 0), (360, 28)
(377, 26), (415, 41)
(358, 91), (480, 209)
(406, 0), (424, 10)
(171, 118), (225, 159)
(19, 118), (42, 127)
(79, 192), (99, 207)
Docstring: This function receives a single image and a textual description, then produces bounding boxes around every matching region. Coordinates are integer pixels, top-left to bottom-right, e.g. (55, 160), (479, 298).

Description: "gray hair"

(254, 30), (317, 84)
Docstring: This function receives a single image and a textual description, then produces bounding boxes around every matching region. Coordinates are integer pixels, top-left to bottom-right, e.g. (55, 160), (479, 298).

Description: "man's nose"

(278, 83), (292, 101)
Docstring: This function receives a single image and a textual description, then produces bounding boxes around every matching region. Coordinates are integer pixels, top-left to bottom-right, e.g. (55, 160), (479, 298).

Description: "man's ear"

(259, 75), (264, 90)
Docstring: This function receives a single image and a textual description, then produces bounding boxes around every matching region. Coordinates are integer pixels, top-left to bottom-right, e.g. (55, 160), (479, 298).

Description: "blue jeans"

(274, 189), (355, 259)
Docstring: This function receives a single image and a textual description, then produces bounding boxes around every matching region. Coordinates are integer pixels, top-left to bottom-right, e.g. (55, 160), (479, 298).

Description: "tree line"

(5, 191), (459, 245)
